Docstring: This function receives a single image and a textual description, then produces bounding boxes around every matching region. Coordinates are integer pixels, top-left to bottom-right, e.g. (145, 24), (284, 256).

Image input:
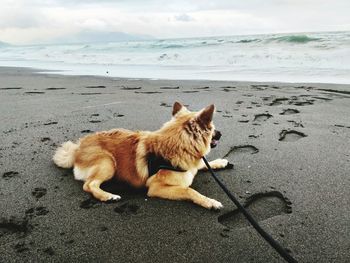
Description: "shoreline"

(0, 66), (349, 262)
(2, 66), (350, 88)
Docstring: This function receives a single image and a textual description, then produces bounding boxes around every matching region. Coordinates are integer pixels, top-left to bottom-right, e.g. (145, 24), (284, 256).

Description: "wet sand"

(0, 66), (349, 262)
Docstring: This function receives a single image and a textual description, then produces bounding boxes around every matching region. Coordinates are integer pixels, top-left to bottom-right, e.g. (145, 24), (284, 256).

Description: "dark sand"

(0, 67), (349, 262)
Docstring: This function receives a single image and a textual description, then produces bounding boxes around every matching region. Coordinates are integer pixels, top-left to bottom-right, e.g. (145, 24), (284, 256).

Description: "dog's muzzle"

(210, 130), (222, 148)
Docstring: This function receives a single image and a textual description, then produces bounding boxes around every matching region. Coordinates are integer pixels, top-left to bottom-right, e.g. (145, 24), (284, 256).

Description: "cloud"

(0, 0), (349, 44)
(0, 5), (45, 29)
(174, 14), (195, 22)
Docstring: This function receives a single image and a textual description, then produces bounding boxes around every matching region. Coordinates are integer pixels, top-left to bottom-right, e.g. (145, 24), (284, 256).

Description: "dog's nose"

(214, 130), (222, 140)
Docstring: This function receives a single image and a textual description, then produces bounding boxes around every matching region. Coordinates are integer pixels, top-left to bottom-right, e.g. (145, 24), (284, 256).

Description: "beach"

(0, 66), (349, 262)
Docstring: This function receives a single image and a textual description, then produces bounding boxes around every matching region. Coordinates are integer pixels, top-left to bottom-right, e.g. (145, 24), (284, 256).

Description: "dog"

(53, 102), (230, 209)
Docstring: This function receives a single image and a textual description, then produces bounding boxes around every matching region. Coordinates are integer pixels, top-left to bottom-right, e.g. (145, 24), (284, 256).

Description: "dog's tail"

(53, 141), (79, 168)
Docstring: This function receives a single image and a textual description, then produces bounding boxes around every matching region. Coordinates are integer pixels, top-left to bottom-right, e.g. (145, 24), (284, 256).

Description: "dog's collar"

(147, 153), (185, 176)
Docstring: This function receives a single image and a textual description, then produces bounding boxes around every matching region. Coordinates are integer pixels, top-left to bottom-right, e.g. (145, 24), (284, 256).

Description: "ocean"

(1, 31), (350, 84)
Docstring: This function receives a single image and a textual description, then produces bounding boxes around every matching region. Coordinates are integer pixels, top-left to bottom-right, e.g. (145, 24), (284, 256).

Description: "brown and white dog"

(53, 102), (230, 209)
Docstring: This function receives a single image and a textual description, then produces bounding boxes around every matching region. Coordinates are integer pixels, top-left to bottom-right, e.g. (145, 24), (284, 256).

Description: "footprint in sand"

(220, 86), (236, 92)
(0, 87), (22, 90)
(287, 120), (304, 128)
(40, 137), (51, 142)
(80, 198), (101, 209)
(98, 226), (108, 232)
(261, 96), (271, 101)
(25, 91), (45, 94)
(159, 86), (179, 90)
(318, 88), (350, 96)
(113, 113), (124, 118)
(79, 92), (102, 95)
(32, 188), (47, 200)
(311, 96), (332, 101)
(182, 90), (199, 93)
(222, 88), (231, 92)
(13, 242), (30, 253)
(291, 100), (314, 106)
(280, 108), (300, 115)
(160, 102), (172, 108)
(0, 217), (32, 237)
(43, 247), (55, 256)
(43, 121), (58, 126)
(81, 129), (94, 134)
(120, 86), (141, 90)
(85, 85), (106, 89)
(114, 203), (140, 215)
(3, 171), (19, 179)
(223, 145), (259, 158)
(25, 207), (49, 217)
(218, 191), (292, 228)
(253, 113), (273, 122)
(135, 91), (162, 94)
(46, 87), (66, 90)
(88, 114), (105, 123)
(194, 86), (210, 90)
(269, 98), (289, 106)
(222, 87), (236, 92)
(251, 84), (269, 90)
(279, 130), (307, 142)
(334, 124), (350, 129)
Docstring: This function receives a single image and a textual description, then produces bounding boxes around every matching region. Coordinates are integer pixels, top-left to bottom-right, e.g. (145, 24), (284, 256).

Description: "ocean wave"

(149, 41), (222, 49)
(269, 35), (321, 43)
(236, 38), (262, 43)
(162, 44), (186, 48)
(1, 31), (349, 84)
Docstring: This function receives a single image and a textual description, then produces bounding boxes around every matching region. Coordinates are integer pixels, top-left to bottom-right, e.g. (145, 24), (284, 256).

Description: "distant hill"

(54, 30), (154, 44)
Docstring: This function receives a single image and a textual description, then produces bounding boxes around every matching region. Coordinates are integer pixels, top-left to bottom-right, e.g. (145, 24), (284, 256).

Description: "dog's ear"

(198, 104), (215, 124)
(172, 101), (184, 116)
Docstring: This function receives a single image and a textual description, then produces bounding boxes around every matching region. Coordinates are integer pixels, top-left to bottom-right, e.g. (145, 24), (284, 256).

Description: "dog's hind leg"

(83, 158), (120, 202)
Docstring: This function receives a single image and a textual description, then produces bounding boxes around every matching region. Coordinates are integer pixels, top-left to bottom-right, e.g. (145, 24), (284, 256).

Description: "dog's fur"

(53, 102), (229, 209)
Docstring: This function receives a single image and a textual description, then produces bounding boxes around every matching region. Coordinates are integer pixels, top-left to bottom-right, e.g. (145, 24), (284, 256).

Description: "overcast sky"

(1, 0), (350, 44)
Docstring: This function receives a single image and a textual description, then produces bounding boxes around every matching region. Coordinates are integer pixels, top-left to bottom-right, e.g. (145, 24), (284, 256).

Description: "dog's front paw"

(211, 159), (229, 169)
(202, 198), (223, 210)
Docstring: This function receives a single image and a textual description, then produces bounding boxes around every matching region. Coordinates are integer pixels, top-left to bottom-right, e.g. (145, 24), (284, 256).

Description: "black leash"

(202, 157), (298, 263)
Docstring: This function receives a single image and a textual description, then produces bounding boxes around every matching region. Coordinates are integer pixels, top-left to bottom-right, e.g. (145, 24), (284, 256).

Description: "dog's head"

(164, 101), (221, 157)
